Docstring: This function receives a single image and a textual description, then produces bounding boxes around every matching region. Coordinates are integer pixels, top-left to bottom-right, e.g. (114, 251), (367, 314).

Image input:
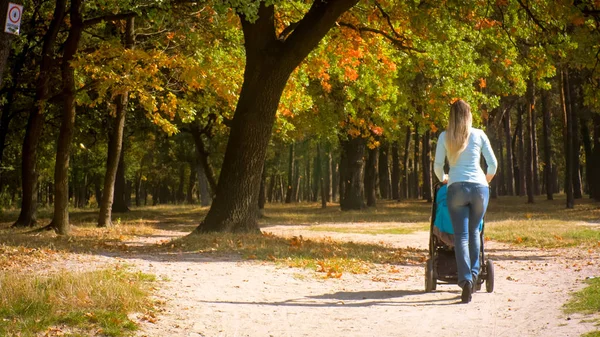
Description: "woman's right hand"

(486, 174), (495, 183)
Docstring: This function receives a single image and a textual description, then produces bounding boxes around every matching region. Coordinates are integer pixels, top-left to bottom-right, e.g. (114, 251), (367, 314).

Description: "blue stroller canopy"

(433, 184), (483, 235)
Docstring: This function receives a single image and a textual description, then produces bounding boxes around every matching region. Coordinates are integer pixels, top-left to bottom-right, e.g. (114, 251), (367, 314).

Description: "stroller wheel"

(425, 259), (436, 292)
(485, 259), (494, 293)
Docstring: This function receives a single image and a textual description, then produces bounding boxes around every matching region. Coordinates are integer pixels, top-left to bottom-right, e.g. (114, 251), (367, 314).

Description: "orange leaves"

(316, 260), (343, 279)
(474, 18), (500, 30)
(344, 67), (359, 81)
(289, 236), (304, 248)
(479, 78), (487, 89)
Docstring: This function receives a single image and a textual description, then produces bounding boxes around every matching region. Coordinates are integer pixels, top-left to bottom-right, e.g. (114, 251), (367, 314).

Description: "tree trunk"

(391, 140), (400, 200)
(581, 121), (592, 196)
(378, 141), (391, 199)
(285, 143), (295, 203)
(402, 126), (411, 199)
(189, 122), (217, 196)
(98, 19), (132, 225)
(0, 0), (15, 89)
(186, 161), (196, 203)
(570, 75), (583, 199)
(525, 80), (535, 204)
(13, 0), (67, 228)
(110, 147), (129, 212)
(340, 136), (366, 210)
(412, 128), (420, 199)
(195, 1), (359, 232)
(422, 129), (432, 203)
(49, 0), (84, 235)
(364, 145), (378, 207)
(516, 106), (526, 196)
(503, 105), (515, 195)
(541, 89), (554, 200)
(325, 146), (332, 202)
(177, 164), (185, 203)
(591, 115), (600, 201)
(197, 159), (211, 206)
(561, 69), (574, 208)
(312, 143), (322, 202)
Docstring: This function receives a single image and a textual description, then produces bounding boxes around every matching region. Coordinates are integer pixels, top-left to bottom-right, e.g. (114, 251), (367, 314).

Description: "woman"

(433, 99), (497, 303)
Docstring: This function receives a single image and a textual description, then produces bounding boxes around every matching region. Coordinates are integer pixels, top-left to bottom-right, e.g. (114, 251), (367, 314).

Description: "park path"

(107, 224), (600, 337)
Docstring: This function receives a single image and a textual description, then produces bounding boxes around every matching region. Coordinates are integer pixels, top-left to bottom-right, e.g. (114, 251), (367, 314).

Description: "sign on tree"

(4, 3), (23, 35)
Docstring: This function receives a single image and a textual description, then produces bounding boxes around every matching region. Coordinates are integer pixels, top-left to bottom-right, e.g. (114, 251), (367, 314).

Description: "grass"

(0, 266), (156, 337)
(564, 277), (600, 337)
(173, 232), (426, 276)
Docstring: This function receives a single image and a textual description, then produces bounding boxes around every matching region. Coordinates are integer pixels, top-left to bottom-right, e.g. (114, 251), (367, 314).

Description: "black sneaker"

(461, 282), (472, 303)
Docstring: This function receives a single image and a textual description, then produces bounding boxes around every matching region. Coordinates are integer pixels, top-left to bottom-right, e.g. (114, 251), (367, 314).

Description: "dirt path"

(112, 225), (600, 337)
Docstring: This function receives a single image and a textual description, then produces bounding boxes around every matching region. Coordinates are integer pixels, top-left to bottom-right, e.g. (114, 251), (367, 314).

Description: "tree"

(13, 0), (67, 228)
(196, 1), (359, 233)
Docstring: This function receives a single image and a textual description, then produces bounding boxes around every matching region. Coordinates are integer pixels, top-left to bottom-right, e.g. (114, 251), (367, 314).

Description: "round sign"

(8, 5), (21, 24)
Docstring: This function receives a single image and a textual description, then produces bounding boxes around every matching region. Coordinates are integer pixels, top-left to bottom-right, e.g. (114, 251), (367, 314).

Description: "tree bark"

(402, 126), (411, 199)
(525, 80), (535, 204)
(340, 136), (366, 210)
(98, 16), (133, 226)
(13, 0), (67, 228)
(412, 127), (420, 199)
(312, 143), (322, 202)
(0, 0), (15, 89)
(561, 68), (574, 208)
(541, 89), (554, 200)
(112, 149), (130, 212)
(569, 74), (583, 199)
(364, 145), (378, 207)
(285, 143), (295, 203)
(189, 122), (217, 196)
(391, 140), (400, 200)
(421, 129), (432, 203)
(516, 105), (526, 196)
(197, 159), (211, 206)
(325, 146), (332, 202)
(590, 115), (600, 201)
(48, 0), (84, 235)
(503, 105), (515, 196)
(378, 140), (391, 199)
(196, 1), (358, 232)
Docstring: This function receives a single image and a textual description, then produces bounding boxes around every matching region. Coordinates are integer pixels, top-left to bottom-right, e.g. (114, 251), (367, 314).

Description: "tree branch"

(515, 0), (547, 32)
(337, 22), (425, 53)
(83, 12), (136, 27)
(374, 0), (400, 38)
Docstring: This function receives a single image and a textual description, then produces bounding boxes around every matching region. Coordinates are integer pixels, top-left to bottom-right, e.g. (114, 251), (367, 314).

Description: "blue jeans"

(447, 182), (490, 288)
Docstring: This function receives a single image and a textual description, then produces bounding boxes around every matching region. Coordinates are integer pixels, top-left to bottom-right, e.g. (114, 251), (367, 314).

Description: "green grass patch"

(564, 277), (600, 337)
(485, 219), (600, 248)
(565, 278), (600, 315)
(174, 232), (426, 277)
(0, 267), (156, 337)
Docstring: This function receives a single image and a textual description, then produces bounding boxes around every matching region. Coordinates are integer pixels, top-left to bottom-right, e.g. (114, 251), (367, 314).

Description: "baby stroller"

(424, 183), (494, 293)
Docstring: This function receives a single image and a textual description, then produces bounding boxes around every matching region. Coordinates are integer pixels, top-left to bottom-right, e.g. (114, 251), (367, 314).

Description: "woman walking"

(433, 99), (497, 303)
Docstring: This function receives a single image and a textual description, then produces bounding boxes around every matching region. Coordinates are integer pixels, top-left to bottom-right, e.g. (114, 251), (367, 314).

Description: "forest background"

(0, 0), (599, 235)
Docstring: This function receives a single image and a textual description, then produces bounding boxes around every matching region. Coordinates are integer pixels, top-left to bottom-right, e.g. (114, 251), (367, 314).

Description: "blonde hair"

(446, 100), (472, 165)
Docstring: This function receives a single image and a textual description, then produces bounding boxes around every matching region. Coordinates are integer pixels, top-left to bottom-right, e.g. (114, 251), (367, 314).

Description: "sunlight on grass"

(259, 200), (433, 226)
(564, 277), (600, 336)
(0, 266), (156, 337)
(174, 232), (426, 277)
(485, 219), (600, 248)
